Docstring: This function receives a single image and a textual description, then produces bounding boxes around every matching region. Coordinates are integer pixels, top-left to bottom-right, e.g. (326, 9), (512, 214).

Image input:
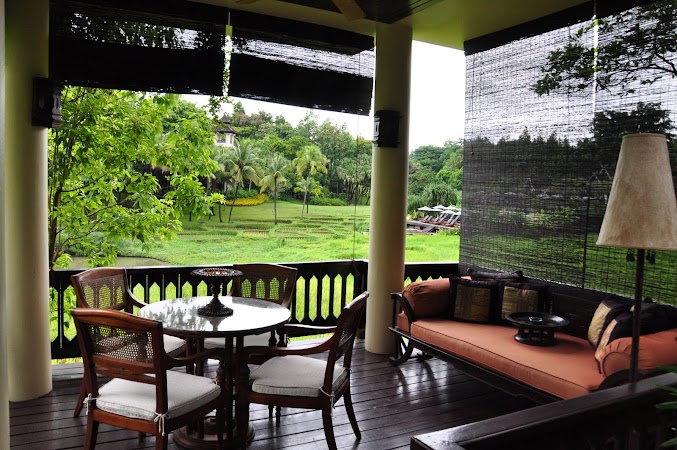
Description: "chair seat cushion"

(203, 333), (271, 350)
(96, 370), (220, 421)
(250, 355), (347, 397)
(163, 335), (185, 354)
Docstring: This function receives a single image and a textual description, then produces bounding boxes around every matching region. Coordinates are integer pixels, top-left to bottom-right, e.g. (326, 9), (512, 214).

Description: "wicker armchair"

(70, 267), (185, 416)
(71, 308), (224, 450)
(236, 292), (368, 450)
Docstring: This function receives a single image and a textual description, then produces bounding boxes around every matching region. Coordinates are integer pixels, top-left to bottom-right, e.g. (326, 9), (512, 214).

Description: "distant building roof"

(214, 114), (238, 135)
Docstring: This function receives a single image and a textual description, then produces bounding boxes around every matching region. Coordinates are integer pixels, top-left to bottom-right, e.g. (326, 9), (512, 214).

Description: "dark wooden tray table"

(505, 311), (570, 346)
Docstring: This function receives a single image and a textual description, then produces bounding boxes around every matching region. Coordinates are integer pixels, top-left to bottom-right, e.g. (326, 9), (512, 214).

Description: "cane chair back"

(71, 267), (142, 312)
(232, 263), (297, 309)
(205, 263), (297, 348)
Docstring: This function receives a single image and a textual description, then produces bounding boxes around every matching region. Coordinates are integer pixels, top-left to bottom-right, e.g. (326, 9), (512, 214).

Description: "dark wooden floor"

(9, 340), (536, 450)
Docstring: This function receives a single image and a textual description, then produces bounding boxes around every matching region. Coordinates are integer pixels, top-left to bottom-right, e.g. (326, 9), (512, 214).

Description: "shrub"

(497, 210), (528, 227)
(407, 194), (427, 216)
(422, 182), (459, 207)
(309, 197), (347, 206)
(438, 228), (460, 236)
(224, 194), (268, 206)
(225, 189), (261, 200)
(529, 207), (577, 228)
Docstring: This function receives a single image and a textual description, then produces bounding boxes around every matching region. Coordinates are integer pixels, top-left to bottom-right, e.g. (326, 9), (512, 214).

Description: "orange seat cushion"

(597, 329), (677, 376)
(410, 319), (604, 399)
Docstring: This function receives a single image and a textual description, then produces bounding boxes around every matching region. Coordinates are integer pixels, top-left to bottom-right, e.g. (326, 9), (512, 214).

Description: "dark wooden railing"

(411, 372), (677, 450)
(50, 260), (458, 359)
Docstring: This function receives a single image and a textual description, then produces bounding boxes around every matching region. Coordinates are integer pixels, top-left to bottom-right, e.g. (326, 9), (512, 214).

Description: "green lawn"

(123, 199), (459, 265)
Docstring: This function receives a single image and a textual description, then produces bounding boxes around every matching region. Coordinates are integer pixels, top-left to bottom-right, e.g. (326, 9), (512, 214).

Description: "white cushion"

(163, 335), (185, 354)
(250, 355), (347, 397)
(96, 370), (220, 421)
(203, 333), (272, 350)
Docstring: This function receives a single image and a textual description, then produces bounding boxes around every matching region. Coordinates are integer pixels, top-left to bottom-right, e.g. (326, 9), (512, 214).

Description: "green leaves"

(534, 2), (677, 96)
(48, 87), (215, 268)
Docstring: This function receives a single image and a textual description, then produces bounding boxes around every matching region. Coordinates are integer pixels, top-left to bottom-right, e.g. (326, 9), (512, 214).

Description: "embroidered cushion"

(499, 282), (547, 323)
(587, 297), (632, 349)
(449, 276), (500, 323)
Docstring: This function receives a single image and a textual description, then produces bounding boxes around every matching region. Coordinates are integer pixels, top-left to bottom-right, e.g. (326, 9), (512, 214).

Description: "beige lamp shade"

(597, 133), (677, 250)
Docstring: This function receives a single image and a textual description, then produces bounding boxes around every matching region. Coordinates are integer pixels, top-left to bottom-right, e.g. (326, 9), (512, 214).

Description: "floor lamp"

(597, 133), (677, 383)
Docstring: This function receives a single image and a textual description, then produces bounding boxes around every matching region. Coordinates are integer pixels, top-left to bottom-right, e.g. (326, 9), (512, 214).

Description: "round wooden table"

(139, 295), (291, 449)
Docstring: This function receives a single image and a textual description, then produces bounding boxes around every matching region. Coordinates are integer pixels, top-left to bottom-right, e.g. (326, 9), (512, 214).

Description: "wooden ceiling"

(198, 0), (592, 49)
(277, 0), (443, 24)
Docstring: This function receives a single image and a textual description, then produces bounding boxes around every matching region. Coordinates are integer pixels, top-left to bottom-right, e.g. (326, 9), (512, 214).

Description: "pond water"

(69, 256), (167, 268)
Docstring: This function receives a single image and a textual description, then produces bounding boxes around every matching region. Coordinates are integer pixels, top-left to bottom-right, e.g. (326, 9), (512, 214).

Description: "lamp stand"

(630, 248), (645, 383)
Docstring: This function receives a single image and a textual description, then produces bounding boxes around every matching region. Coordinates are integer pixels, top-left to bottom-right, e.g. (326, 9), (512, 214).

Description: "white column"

(366, 24), (412, 354)
(5, 0), (52, 400)
(0, 0), (9, 445)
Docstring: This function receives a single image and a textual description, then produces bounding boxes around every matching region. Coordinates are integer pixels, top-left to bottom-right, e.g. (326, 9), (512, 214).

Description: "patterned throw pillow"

(587, 297), (632, 349)
(449, 276), (500, 323)
(593, 313), (630, 372)
(500, 282), (546, 322)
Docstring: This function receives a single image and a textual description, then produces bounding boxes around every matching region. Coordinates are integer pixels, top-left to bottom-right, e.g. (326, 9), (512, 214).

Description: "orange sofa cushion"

(410, 319), (604, 399)
(396, 312), (409, 331)
(596, 329), (677, 376)
(402, 278), (451, 322)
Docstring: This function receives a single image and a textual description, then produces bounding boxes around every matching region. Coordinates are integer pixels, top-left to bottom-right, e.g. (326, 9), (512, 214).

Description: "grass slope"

(131, 199), (458, 265)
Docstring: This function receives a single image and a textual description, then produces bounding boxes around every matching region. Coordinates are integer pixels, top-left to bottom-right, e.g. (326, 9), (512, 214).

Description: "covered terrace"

(3, 0), (677, 448)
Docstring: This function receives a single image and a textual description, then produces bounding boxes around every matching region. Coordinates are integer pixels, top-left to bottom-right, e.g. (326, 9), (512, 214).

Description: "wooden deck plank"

(10, 339), (536, 449)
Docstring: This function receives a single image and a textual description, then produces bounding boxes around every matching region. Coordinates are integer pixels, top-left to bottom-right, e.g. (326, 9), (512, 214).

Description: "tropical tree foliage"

(408, 139), (463, 204)
(50, 83), (463, 266)
(48, 87), (216, 268)
(294, 177), (322, 217)
(259, 153), (290, 224)
(293, 145), (329, 218)
(225, 138), (261, 221)
(533, 1), (677, 96)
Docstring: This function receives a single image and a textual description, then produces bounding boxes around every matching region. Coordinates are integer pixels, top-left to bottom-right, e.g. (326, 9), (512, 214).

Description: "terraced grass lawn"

(126, 199), (459, 265)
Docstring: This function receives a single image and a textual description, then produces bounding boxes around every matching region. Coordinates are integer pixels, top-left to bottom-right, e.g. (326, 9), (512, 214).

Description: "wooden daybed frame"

(388, 282), (645, 405)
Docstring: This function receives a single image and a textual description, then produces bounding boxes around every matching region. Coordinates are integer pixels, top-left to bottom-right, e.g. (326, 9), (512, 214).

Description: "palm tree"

(210, 145), (236, 222)
(292, 145), (328, 217)
(226, 138), (260, 222)
(259, 153), (290, 224)
(294, 177), (322, 219)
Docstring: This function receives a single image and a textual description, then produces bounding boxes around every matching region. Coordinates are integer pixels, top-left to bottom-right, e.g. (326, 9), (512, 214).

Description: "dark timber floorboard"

(9, 339), (536, 449)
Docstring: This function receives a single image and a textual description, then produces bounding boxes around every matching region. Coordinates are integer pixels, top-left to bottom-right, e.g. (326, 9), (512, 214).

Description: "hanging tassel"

(626, 249), (635, 262)
(84, 394), (96, 416)
(154, 412), (169, 436)
(646, 250), (656, 265)
(319, 387), (336, 417)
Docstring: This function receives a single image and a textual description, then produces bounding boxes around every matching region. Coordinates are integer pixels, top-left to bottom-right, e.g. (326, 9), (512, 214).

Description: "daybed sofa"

(390, 273), (677, 403)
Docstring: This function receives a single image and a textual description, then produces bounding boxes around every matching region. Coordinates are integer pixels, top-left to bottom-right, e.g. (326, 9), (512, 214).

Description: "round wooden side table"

(505, 311), (570, 346)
